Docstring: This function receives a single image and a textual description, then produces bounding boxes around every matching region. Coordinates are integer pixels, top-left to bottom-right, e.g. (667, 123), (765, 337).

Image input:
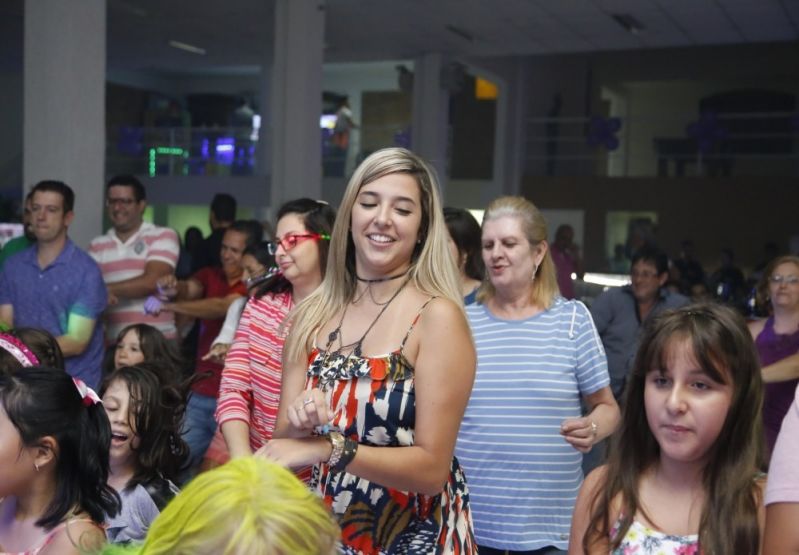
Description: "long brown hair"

(584, 302), (764, 554)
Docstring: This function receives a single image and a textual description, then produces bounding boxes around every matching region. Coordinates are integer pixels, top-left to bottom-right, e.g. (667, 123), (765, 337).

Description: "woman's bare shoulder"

(748, 318), (767, 339)
(40, 519), (105, 555)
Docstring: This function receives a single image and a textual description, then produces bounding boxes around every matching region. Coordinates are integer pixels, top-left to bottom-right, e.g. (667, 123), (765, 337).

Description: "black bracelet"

(330, 437), (358, 473)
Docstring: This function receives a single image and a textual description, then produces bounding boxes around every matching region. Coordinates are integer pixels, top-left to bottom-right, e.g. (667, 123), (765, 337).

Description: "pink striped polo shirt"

(89, 222), (179, 341)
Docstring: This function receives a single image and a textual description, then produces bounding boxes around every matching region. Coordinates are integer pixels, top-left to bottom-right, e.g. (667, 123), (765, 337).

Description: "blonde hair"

(285, 147), (462, 362)
(101, 457), (339, 555)
(476, 195), (559, 308)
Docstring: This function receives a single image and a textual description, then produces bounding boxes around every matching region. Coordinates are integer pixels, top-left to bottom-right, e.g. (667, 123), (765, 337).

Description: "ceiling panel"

(722, 2), (798, 41)
(3, 0), (794, 74)
(660, 1), (746, 45)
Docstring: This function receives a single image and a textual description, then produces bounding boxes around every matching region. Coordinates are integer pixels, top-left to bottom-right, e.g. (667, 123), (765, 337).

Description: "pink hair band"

(0, 334), (39, 367)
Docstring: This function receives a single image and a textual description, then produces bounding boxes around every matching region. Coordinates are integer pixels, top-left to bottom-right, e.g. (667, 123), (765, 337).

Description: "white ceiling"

(3, 0), (798, 73)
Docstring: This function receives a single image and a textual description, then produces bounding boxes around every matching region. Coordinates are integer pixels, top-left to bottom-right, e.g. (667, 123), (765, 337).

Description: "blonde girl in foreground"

(100, 457), (339, 555)
(569, 303), (766, 555)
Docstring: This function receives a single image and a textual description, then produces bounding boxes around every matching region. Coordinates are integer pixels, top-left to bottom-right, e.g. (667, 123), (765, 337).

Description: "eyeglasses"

(268, 233), (330, 255)
(631, 270), (659, 279)
(106, 198), (137, 207)
(769, 274), (799, 285)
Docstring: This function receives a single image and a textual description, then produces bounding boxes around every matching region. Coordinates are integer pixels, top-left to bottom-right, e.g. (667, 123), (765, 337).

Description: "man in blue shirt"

(0, 180), (107, 388)
(590, 247), (689, 402)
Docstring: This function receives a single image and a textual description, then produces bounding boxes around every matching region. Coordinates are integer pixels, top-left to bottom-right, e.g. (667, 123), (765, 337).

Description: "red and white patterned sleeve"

(216, 300), (255, 426)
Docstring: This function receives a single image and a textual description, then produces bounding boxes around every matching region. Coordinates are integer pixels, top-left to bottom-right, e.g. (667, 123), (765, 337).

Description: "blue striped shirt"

(456, 297), (609, 551)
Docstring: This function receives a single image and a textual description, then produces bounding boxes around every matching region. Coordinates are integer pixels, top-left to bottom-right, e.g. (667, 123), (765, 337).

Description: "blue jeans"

(182, 392), (218, 470)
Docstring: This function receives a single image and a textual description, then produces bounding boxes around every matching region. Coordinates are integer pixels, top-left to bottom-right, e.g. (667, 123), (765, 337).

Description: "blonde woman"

(259, 148), (477, 554)
(455, 196), (619, 554)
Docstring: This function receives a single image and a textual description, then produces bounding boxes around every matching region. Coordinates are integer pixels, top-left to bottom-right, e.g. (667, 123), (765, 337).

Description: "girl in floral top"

(569, 303), (766, 554)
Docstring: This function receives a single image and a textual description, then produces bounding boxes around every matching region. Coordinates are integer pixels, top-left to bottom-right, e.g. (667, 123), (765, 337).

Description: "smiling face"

(481, 215), (545, 295)
(631, 259), (667, 304)
(107, 184), (145, 237)
(350, 173), (423, 279)
(102, 378), (140, 475)
(644, 337), (732, 467)
(220, 229), (248, 280)
(273, 212), (323, 292)
(768, 261), (799, 310)
(114, 329), (145, 370)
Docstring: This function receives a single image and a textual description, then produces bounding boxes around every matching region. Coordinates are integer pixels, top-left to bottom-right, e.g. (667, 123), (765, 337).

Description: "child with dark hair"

(100, 363), (190, 543)
(0, 328), (64, 372)
(103, 323), (185, 382)
(0, 366), (120, 554)
(569, 303), (766, 554)
(202, 240), (276, 363)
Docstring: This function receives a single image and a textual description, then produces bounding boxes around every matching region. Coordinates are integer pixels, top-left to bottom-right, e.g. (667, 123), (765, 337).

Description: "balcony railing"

(106, 110), (799, 180)
(106, 125), (412, 179)
(525, 111), (799, 178)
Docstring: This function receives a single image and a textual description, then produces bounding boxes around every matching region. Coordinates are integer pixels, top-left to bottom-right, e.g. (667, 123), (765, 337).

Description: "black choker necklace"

(355, 270), (409, 283)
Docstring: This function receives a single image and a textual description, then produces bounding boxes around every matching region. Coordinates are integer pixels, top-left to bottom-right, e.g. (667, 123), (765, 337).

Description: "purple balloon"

(587, 116), (622, 151)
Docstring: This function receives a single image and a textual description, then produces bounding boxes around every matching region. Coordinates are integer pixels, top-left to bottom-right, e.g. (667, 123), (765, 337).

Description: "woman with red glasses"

(215, 198), (335, 478)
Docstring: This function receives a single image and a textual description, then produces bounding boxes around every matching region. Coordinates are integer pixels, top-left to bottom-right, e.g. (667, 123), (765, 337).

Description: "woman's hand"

(255, 437), (331, 470)
(561, 416), (598, 453)
(286, 388), (333, 433)
(202, 342), (231, 362)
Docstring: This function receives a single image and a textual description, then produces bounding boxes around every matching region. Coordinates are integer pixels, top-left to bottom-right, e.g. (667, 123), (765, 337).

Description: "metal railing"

(106, 124), (413, 179)
(525, 111), (799, 177)
(106, 110), (799, 179)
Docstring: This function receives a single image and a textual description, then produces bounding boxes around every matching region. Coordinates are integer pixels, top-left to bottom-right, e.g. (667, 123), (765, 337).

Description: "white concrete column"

(256, 48), (272, 179)
(488, 59), (527, 203)
(412, 53), (450, 195)
(23, 0), (106, 249)
(270, 0), (325, 209)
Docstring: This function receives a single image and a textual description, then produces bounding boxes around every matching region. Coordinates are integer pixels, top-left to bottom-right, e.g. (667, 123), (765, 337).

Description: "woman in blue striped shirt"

(456, 196), (619, 554)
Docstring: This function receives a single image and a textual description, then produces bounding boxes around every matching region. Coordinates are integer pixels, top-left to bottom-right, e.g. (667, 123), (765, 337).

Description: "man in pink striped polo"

(89, 175), (179, 343)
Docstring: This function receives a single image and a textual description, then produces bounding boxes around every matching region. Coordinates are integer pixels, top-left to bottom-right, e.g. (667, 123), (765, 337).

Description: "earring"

(531, 262), (539, 281)
(34, 462), (40, 472)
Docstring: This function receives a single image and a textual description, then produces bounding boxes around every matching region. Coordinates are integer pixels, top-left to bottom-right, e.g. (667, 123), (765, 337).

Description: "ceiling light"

(611, 14), (645, 35)
(168, 40), (207, 55)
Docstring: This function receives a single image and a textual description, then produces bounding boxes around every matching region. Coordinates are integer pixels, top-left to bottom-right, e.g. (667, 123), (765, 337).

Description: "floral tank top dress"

(611, 520), (700, 555)
(304, 299), (476, 555)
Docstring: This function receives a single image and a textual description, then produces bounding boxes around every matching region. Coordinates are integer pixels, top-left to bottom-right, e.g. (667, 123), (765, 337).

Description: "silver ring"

(303, 398), (314, 406)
